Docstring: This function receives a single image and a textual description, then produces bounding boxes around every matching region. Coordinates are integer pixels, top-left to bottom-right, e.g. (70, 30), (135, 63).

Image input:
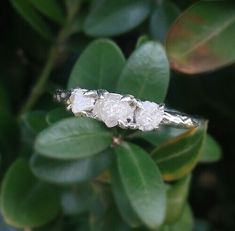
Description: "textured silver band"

(54, 88), (199, 131)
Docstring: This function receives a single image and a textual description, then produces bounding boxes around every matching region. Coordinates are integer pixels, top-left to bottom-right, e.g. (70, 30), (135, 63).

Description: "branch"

(19, 3), (80, 115)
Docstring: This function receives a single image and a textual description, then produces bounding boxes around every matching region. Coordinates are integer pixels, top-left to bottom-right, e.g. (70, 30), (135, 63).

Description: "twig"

(19, 2), (80, 115)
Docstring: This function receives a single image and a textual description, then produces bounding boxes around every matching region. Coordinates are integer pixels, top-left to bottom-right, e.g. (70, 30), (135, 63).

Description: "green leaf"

(30, 149), (113, 184)
(84, 0), (151, 36)
(160, 204), (194, 231)
(0, 159), (60, 228)
(28, 221), (64, 231)
(115, 142), (166, 229)
(166, 1), (235, 74)
(29, 0), (65, 24)
(21, 111), (48, 135)
(150, 0), (180, 42)
(89, 183), (128, 231)
(171, 204), (194, 231)
(152, 122), (207, 181)
(200, 134), (222, 163)
(0, 214), (20, 231)
(20, 111), (48, 146)
(61, 184), (93, 215)
(10, 0), (53, 40)
(135, 35), (150, 48)
(165, 175), (191, 224)
(111, 164), (141, 228)
(89, 196), (130, 231)
(34, 117), (112, 159)
(129, 127), (186, 147)
(117, 41), (169, 103)
(46, 107), (72, 125)
(68, 39), (125, 91)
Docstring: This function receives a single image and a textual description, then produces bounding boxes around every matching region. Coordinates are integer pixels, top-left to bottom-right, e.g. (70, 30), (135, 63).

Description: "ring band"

(54, 88), (199, 131)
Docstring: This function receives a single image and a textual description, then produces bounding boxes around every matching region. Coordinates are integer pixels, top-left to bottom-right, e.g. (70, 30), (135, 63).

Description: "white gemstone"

(135, 101), (164, 131)
(93, 93), (134, 127)
(70, 89), (95, 114)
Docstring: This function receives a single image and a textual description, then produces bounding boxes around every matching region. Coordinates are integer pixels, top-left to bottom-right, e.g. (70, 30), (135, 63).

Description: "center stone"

(93, 93), (134, 127)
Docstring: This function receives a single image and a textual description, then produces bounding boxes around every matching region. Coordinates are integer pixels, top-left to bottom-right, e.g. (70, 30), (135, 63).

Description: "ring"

(54, 88), (199, 131)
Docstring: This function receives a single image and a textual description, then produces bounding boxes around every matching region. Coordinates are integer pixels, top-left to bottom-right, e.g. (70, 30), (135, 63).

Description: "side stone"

(135, 101), (164, 131)
(70, 89), (96, 114)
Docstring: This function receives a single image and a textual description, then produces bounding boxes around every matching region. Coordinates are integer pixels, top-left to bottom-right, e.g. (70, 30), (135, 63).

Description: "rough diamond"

(70, 89), (95, 114)
(135, 101), (164, 131)
(93, 93), (134, 127)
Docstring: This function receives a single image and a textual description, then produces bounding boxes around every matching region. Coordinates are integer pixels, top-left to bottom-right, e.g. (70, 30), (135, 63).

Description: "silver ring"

(54, 88), (200, 131)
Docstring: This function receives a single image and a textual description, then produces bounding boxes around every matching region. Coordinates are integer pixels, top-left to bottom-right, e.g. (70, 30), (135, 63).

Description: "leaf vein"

(156, 137), (202, 163)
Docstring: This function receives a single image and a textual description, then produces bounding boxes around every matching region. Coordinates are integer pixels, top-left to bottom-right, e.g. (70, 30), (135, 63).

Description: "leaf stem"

(20, 45), (58, 114)
(19, 3), (80, 115)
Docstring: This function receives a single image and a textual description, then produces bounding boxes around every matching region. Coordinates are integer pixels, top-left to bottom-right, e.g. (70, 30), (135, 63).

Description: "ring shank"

(162, 108), (199, 128)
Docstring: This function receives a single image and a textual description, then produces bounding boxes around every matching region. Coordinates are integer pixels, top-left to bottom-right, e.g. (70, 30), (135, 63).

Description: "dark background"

(0, 0), (234, 230)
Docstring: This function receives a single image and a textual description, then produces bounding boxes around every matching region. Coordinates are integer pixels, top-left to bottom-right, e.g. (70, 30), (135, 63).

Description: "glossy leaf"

(68, 39), (125, 91)
(61, 184), (93, 215)
(0, 159), (60, 228)
(150, 0), (180, 42)
(84, 0), (151, 36)
(28, 220), (64, 231)
(20, 111), (48, 146)
(200, 134), (222, 163)
(111, 164), (141, 227)
(160, 204), (193, 231)
(165, 175), (191, 224)
(129, 127), (186, 147)
(21, 111), (48, 135)
(152, 122), (207, 181)
(30, 149), (113, 184)
(90, 204), (130, 231)
(10, 0), (53, 40)
(0, 214), (20, 231)
(117, 41), (169, 103)
(115, 142), (166, 229)
(89, 183), (132, 231)
(166, 1), (235, 74)
(35, 117), (112, 159)
(46, 108), (72, 125)
(89, 184), (119, 231)
(171, 204), (194, 231)
(135, 35), (150, 48)
(29, 0), (65, 24)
